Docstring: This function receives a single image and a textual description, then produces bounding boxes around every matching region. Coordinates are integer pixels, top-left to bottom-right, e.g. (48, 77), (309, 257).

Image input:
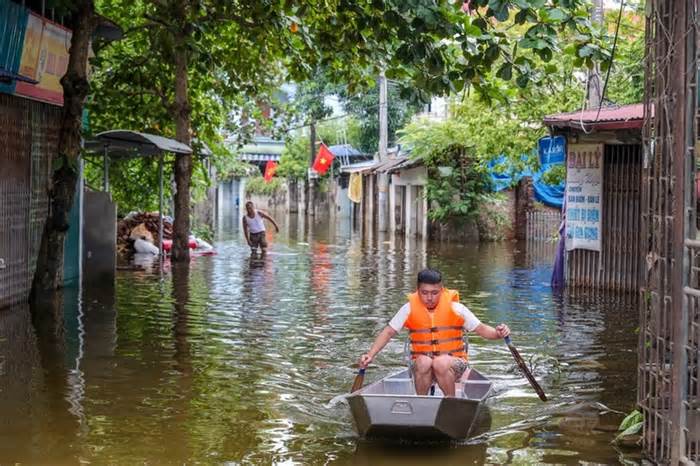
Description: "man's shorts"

(249, 231), (267, 250)
(410, 356), (469, 379)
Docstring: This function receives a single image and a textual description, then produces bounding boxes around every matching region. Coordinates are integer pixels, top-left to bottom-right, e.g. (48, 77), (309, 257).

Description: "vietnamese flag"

(312, 143), (335, 175)
(264, 160), (278, 182)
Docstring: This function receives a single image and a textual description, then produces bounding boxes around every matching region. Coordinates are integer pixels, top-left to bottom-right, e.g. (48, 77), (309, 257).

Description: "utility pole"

(587, 0), (604, 109)
(308, 122), (316, 217)
(377, 70), (389, 232)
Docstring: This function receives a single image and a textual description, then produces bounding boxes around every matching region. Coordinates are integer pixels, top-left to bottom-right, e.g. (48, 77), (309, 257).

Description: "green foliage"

(316, 117), (363, 149)
(478, 193), (511, 241)
(542, 164), (566, 186)
(342, 83), (422, 153)
(399, 118), (490, 221)
(216, 155), (257, 181)
(277, 116), (363, 180)
(245, 177), (284, 196)
(88, 0), (613, 222)
(614, 410), (643, 444)
(191, 224), (214, 243)
(277, 135), (309, 180)
(84, 157), (172, 215)
(450, 52), (584, 165)
(604, 5), (645, 105)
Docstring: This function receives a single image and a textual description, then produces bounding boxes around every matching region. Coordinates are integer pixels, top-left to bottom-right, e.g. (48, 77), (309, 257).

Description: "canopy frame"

(84, 130), (194, 261)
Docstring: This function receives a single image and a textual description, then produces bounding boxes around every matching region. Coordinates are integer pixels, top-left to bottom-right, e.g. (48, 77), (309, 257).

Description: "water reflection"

(0, 212), (640, 464)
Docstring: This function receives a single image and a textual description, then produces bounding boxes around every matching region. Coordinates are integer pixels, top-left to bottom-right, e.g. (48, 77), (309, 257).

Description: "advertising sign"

(565, 144), (603, 251)
(538, 135), (566, 167)
(14, 13), (70, 105)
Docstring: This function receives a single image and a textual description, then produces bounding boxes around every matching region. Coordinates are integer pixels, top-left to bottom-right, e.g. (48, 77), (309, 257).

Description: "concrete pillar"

(389, 178), (396, 234)
(299, 180), (307, 215)
(368, 175), (375, 233)
(421, 187), (428, 239)
(515, 177), (533, 240)
(406, 184), (415, 238)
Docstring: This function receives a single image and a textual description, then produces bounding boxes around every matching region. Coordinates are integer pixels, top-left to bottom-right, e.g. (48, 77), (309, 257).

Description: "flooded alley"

(0, 214), (640, 464)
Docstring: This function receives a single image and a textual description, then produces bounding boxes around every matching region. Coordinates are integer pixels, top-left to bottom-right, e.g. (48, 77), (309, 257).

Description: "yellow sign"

(15, 13), (71, 106)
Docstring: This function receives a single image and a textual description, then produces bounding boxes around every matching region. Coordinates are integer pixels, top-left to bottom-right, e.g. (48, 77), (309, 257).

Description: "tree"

(343, 82), (422, 153)
(94, 0), (606, 260)
(93, 0), (289, 261)
(31, 0), (102, 299)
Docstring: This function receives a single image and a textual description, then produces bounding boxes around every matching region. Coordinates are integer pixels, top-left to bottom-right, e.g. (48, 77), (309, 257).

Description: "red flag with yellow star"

(264, 160), (278, 182)
(312, 143), (334, 175)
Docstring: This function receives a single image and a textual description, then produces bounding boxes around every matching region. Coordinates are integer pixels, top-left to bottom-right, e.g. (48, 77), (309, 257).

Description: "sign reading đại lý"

(565, 144), (603, 252)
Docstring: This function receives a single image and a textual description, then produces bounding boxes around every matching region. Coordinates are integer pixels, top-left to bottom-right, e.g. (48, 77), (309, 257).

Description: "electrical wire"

(593, 0), (625, 123)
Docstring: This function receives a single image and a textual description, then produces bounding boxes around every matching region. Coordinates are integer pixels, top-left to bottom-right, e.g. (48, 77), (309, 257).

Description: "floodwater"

(0, 211), (641, 464)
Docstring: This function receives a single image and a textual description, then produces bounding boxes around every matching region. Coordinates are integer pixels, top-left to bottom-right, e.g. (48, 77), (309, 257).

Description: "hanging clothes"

(348, 172), (363, 204)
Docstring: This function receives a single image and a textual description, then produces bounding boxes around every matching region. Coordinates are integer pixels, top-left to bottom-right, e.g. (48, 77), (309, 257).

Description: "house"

(544, 103), (644, 292)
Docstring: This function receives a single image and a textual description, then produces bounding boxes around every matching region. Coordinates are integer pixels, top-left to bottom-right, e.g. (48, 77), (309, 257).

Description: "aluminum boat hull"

(347, 368), (492, 440)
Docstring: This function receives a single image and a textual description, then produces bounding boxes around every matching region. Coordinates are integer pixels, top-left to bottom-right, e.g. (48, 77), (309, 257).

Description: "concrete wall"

(389, 166), (429, 238)
(63, 170), (83, 285)
(83, 191), (116, 287)
(247, 182), (288, 211)
(428, 189), (519, 243)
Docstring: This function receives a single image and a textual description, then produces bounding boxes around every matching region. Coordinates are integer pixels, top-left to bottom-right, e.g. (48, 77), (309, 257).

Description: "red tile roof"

(544, 103), (645, 131)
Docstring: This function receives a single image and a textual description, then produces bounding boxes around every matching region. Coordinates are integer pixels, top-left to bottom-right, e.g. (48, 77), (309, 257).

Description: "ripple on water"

(0, 224), (640, 464)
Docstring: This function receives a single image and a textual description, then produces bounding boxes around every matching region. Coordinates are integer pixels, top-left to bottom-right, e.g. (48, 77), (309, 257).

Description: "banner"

(565, 144), (603, 251)
(14, 13), (71, 105)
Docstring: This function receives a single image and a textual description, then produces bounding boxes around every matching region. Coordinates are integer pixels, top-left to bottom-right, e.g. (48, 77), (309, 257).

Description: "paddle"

(351, 368), (366, 393)
(504, 336), (548, 402)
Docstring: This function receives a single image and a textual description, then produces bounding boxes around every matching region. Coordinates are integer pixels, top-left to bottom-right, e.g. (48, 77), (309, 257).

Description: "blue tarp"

(487, 155), (565, 209)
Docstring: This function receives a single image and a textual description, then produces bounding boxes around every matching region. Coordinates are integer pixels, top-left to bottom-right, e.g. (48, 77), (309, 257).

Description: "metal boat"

(347, 368), (492, 440)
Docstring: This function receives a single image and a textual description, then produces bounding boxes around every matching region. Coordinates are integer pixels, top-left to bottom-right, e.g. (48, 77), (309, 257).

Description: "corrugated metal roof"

(340, 160), (376, 173)
(328, 144), (364, 157)
(85, 130), (193, 157)
(544, 103), (645, 130)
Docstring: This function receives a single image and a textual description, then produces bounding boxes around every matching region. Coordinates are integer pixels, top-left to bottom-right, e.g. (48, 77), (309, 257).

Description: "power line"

(593, 0), (625, 122)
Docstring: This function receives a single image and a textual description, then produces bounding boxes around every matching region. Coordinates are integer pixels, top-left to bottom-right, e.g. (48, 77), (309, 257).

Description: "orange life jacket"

(405, 288), (467, 360)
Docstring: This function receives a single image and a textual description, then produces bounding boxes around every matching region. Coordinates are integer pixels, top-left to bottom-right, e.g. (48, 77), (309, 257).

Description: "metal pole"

(669, 1), (690, 462)
(159, 154), (164, 260)
(586, 0), (604, 109)
(378, 70), (389, 232)
(103, 147), (109, 192)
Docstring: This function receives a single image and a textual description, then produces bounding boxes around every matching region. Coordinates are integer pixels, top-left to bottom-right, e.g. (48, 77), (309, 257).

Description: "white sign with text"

(565, 144), (603, 252)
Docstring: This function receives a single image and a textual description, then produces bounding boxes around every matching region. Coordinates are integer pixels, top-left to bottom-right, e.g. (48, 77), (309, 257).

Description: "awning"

(0, 67), (38, 84)
(85, 130), (192, 158)
(544, 103), (646, 131)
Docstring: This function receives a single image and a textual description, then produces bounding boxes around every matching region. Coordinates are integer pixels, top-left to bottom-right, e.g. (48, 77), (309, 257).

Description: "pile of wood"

(117, 212), (172, 257)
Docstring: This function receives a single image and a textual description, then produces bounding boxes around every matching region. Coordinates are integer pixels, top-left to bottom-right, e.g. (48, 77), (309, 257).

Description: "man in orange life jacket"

(358, 268), (510, 397)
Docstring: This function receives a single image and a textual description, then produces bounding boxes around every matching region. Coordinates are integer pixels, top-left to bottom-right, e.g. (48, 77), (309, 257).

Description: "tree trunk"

(31, 1), (97, 301)
(171, 40), (192, 262)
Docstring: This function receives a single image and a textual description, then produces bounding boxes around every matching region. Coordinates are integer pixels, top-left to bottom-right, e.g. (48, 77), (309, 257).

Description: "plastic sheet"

(487, 156), (564, 209)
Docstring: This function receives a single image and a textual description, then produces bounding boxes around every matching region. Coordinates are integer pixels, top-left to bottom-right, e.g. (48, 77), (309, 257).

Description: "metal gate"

(566, 144), (642, 292)
(0, 94), (59, 309)
(525, 210), (560, 241)
(639, 1), (700, 463)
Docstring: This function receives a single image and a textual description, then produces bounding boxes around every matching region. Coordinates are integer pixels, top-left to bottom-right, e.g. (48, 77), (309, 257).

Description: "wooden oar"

(504, 336), (547, 402)
(351, 368), (366, 393)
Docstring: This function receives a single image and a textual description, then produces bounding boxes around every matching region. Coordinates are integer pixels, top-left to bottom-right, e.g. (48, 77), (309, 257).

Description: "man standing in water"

(358, 268), (510, 397)
(242, 201), (279, 255)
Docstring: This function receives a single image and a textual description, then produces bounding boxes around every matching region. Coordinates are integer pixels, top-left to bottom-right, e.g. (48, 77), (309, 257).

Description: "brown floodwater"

(0, 212), (641, 464)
